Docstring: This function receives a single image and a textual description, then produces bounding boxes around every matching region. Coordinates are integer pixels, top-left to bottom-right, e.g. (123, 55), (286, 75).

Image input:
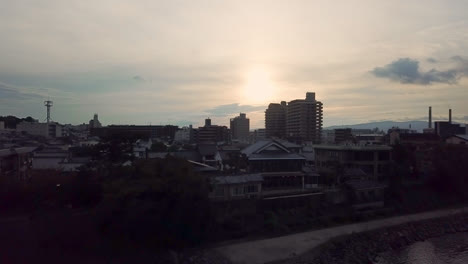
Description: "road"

(214, 206), (468, 264)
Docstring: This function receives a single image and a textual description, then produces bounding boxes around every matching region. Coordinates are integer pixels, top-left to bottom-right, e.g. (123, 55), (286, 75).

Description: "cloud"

(132, 75), (145, 82)
(0, 81), (43, 100)
(371, 58), (461, 85)
(427, 57), (438, 63)
(204, 103), (266, 117)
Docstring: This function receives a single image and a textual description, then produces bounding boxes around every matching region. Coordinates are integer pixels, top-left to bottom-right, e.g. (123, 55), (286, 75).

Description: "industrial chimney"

(449, 109), (452, 124)
(428, 106), (432, 128)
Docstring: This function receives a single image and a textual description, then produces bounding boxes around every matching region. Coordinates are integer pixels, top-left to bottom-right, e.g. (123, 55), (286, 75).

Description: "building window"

(213, 186), (224, 197)
(244, 185), (259, 193)
(232, 186), (244, 196)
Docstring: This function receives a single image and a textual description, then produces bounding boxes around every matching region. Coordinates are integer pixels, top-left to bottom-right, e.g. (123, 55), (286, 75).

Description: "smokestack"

(449, 109), (452, 124)
(428, 106), (432, 129)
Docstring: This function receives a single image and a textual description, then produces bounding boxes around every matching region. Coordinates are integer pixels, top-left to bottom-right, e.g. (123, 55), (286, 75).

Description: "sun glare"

(242, 67), (277, 105)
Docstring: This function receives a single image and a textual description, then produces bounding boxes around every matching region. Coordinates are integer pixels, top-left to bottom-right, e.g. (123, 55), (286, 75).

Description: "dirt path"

(214, 207), (468, 264)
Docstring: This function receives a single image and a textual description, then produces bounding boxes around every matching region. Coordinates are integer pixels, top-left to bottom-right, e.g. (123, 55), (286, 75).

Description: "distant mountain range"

(325, 120), (431, 132)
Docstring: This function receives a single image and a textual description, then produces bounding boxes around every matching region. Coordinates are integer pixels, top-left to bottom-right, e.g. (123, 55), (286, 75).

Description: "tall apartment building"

(230, 113), (250, 142)
(265, 101), (287, 138)
(286, 92), (323, 143)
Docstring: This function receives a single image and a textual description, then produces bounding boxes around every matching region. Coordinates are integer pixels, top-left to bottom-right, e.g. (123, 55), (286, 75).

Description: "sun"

(241, 66), (277, 105)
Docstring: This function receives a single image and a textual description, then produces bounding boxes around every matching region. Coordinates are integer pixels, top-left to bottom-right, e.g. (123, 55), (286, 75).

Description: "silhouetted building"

(314, 145), (392, 180)
(334, 128), (353, 144)
(91, 125), (178, 140)
(230, 113), (250, 143)
(16, 121), (65, 138)
(89, 113), (102, 129)
(434, 121), (465, 139)
(242, 140), (320, 195)
(265, 101), (287, 139)
(286, 92), (323, 143)
(196, 119), (229, 143)
(174, 125), (194, 143)
(250, 128), (266, 143)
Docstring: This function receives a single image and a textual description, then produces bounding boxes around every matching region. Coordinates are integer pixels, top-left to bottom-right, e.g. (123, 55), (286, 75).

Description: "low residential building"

(0, 147), (36, 179)
(210, 174), (263, 200)
(314, 144), (392, 180)
(133, 138), (153, 158)
(16, 121), (65, 138)
(242, 140), (320, 196)
(32, 148), (69, 170)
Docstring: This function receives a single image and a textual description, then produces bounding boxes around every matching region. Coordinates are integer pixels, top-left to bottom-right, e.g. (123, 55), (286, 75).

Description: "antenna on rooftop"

(44, 99), (53, 123)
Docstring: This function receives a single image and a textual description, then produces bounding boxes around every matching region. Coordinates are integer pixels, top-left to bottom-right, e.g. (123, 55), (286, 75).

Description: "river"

(376, 232), (468, 264)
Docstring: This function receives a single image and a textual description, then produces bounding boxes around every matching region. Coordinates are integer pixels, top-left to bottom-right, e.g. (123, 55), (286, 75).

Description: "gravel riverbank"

(273, 213), (468, 264)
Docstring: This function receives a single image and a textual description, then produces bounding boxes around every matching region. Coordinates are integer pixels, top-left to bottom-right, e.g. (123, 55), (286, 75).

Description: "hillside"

(325, 120), (430, 132)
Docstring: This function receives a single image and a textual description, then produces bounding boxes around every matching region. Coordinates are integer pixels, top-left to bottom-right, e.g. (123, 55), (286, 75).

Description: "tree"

(429, 144), (468, 200)
(151, 142), (167, 152)
(97, 156), (211, 248)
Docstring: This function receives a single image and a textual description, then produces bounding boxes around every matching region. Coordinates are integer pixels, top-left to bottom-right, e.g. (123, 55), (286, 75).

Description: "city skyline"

(1, 1), (468, 128)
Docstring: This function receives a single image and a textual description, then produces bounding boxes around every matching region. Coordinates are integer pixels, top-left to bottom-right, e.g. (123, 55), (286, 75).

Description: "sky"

(1, 0), (467, 129)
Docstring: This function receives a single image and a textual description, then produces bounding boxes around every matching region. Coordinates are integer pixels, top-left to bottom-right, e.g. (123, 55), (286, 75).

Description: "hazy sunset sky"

(1, 0), (467, 128)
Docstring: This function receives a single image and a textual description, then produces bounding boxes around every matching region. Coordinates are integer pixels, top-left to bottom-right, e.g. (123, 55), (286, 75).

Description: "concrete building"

(196, 119), (229, 143)
(265, 101), (287, 139)
(434, 121), (465, 139)
(230, 113), (250, 143)
(334, 128), (353, 144)
(89, 113), (102, 129)
(250, 129), (266, 143)
(286, 92), (323, 144)
(0, 121), (4, 130)
(434, 109), (466, 138)
(314, 144), (392, 180)
(16, 121), (65, 138)
(174, 125), (194, 143)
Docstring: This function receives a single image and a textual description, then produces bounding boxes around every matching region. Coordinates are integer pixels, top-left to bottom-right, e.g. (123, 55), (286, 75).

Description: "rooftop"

(213, 174), (263, 185)
(314, 144), (392, 151)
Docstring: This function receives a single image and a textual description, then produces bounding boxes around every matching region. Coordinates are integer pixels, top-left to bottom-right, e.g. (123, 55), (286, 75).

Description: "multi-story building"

(249, 128), (266, 143)
(230, 113), (250, 143)
(196, 119), (229, 143)
(174, 125), (194, 143)
(314, 144), (392, 180)
(89, 113), (102, 129)
(286, 92), (323, 144)
(265, 101), (287, 139)
(91, 125), (178, 140)
(334, 128), (353, 144)
(16, 121), (65, 138)
(434, 122), (465, 138)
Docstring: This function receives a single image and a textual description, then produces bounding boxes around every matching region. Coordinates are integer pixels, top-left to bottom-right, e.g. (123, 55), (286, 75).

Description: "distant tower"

(44, 100), (53, 123)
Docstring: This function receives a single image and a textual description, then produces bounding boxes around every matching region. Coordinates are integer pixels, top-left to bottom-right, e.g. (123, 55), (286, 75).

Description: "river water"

(376, 232), (468, 264)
